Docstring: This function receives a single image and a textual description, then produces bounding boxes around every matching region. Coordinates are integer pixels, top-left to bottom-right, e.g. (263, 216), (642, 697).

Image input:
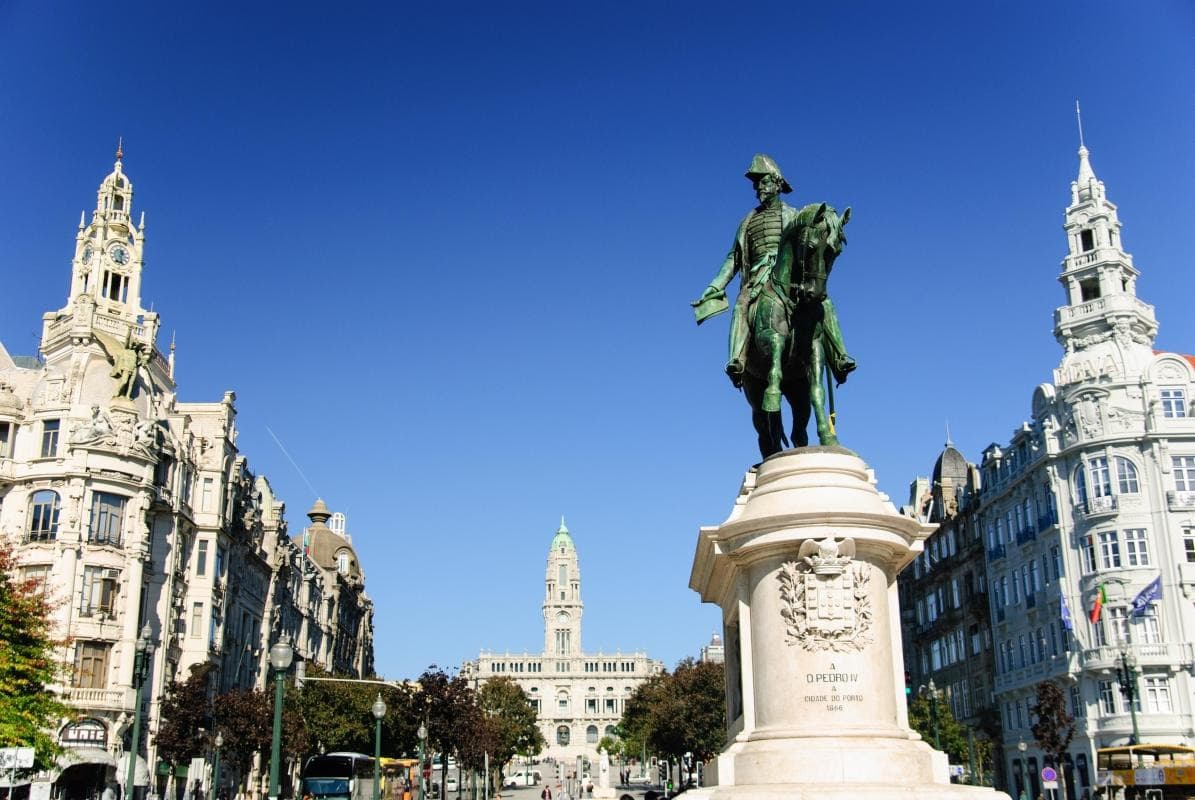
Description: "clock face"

(110, 245), (129, 265)
(556, 612), (570, 623)
(81, 246), (93, 264)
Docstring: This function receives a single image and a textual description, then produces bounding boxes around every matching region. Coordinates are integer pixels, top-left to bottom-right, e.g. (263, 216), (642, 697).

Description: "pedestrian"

(541, 786), (552, 800)
(102, 782), (117, 800)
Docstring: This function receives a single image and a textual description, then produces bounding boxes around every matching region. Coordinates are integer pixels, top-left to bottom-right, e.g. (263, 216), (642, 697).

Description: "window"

(40, 419), (60, 458)
(1161, 388), (1187, 419)
(79, 566), (118, 617)
(1098, 681), (1116, 715)
(1108, 607), (1130, 645)
(336, 551), (350, 574)
(586, 698), (597, 713)
(1080, 535), (1097, 573)
(1098, 531), (1121, 569)
(74, 641), (111, 688)
(20, 564), (51, 595)
(1079, 277), (1100, 301)
(196, 540), (209, 576)
(88, 492), (126, 545)
(1144, 677), (1173, 713)
(1050, 546), (1063, 580)
(101, 271), (128, 302)
(556, 726), (570, 746)
(191, 602), (203, 638)
(605, 698), (616, 713)
(28, 490), (61, 541)
(1114, 458), (1139, 494)
(1123, 529), (1150, 567)
(215, 546), (226, 579)
(1089, 458), (1112, 497)
(1138, 606), (1162, 644)
(1174, 456), (1195, 491)
(0, 421), (13, 458)
(1070, 686), (1084, 718)
(585, 725), (598, 743)
(1184, 529), (1195, 563)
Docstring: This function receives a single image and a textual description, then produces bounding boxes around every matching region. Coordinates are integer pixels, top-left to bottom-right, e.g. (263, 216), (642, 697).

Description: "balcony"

(1080, 642), (1195, 671)
(1026, 593), (1037, 609)
(1037, 513), (1058, 530)
(1080, 495), (1118, 518)
(1168, 490), (1195, 511)
(1016, 526), (1038, 546)
(988, 544), (1007, 561)
(62, 687), (127, 711)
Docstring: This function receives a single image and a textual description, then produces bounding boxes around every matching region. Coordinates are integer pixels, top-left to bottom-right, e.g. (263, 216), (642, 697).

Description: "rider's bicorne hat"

(744, 154), (793, 193)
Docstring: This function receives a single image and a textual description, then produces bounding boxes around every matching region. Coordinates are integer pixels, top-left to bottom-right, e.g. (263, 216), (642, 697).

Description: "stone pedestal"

(689, 447), (1008, 800)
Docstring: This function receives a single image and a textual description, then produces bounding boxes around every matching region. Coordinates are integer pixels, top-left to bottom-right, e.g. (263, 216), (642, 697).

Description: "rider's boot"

(725, 360), (745, 389)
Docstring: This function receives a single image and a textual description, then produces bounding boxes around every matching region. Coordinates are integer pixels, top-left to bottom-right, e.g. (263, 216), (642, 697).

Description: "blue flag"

(1131, 576), (1163, 617)
(1060, 594), (1074, 631)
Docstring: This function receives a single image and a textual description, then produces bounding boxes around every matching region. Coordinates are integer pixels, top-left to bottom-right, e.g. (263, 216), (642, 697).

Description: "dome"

(932, 444), (968, 486)
(550, 518), (575, 552)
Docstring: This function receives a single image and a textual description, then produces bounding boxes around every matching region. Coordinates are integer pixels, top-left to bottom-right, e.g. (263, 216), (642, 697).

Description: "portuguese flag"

(1089, 584), (1107, 623)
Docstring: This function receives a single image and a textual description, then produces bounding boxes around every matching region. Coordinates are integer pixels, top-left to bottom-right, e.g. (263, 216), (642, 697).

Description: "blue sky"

(2, 1), (1193, 680)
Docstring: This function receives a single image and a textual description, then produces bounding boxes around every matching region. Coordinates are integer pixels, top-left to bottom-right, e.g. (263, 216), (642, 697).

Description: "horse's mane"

(795, 202), (847, 246)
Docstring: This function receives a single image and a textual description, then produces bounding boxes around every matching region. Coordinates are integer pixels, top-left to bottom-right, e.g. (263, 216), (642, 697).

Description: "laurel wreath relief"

(778, 559), (873, 652)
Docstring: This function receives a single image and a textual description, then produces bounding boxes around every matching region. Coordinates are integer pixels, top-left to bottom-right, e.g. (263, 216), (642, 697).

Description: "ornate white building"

(462, 521), (664, 763)
(0, 152), (373, 800)
(910, 142), (1195, 800)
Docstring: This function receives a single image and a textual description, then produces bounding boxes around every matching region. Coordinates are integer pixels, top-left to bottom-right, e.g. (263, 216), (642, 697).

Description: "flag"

(1089, 584), (1106, 623)
(1060, 594), (1074, 631)
(1131, 575), (1163, 617)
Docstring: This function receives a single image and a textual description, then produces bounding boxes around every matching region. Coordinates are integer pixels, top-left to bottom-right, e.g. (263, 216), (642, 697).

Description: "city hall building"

(462, 522), (664, 763)
(900, 142), (1195, 800)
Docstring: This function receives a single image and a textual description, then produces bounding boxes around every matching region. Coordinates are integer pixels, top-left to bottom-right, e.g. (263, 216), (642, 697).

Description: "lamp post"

(1116, 649), (1143, 766)
(372, 695), (387, 800)
(125, 624), (155, 800)
(213, 732), (224, 800)
(920, 679), (941, 750)
(417, 723), (428, 800)
(268, 634), (294, 800)
(1016, 741), (1028, 800)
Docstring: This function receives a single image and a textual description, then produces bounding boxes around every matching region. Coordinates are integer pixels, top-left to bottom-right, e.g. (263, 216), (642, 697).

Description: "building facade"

(462, 522), (664, 763)
(899, 444), (1002, 787)
(0, 153), (373, 799)
(901, 143), (1195, 800)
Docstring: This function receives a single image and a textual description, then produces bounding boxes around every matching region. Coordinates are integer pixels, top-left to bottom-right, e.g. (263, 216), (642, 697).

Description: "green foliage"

(618, 659), (725, 765)
(156, 663), (215, 767)
(596, 736), (622, 758)
(293, 664), (413, 755)
(212, 682), (305, 786)
(0, 542), (72, 770)
(906, 691), (969, 765)
(414, 667), (478, 791)
(476, 677), (544, 767)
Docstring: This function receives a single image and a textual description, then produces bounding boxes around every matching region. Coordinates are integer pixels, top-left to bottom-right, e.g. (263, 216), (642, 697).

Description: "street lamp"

(372, 695), (387, 800)
(1016, 741), (1028, 800)
(268, 634), (294, 800)
(213, 732), (224, 800)
(417, 723), (428, 800)
(1116, 649), (1143, 765)
(125, 624), (155, 800)
(920, 679), (941, 750)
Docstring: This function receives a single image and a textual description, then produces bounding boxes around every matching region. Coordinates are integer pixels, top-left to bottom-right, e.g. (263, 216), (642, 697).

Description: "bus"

(1096, 744), (1195, 800)
(302, 753), (379, 800)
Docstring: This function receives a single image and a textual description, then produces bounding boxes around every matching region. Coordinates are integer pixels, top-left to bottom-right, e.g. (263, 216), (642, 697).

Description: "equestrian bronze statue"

(692, 154), (855, 459)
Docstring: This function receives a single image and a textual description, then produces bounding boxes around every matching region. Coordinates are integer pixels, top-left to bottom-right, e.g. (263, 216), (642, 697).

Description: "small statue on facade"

(110, 338), (149, 399)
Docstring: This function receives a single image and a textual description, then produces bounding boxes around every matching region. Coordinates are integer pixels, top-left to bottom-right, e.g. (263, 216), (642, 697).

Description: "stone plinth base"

(690, 448), (1009, 800)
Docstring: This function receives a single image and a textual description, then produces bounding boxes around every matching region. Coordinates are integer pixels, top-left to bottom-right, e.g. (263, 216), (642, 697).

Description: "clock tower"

(38, 146), (171, 409)
(543, 519), (583, 657)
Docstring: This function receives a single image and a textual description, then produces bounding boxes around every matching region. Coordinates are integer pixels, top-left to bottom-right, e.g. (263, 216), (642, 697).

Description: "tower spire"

(115, 136), (123, 162)
(1075, 100), (1085, 148)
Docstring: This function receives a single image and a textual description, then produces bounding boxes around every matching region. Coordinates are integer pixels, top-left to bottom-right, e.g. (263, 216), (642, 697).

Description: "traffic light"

(904, 670), (912, 697)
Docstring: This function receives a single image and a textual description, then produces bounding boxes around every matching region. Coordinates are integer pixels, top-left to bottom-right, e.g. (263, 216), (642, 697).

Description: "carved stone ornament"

(778, 536), (873, 652)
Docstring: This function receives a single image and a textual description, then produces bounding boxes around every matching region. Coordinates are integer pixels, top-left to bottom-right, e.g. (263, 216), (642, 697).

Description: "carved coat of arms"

(778, 536), (872, 652)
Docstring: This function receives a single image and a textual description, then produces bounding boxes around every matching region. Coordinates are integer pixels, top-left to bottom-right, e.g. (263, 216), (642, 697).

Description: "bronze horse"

(741, 202), (851, 458)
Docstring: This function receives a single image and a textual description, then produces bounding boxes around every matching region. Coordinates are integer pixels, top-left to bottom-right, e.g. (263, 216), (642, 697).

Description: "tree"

(0, 542), (72, 770)
(1031, 680), (1075, 799)
(618, 660), (726, 772)
(212, 685), (306, 795)
(906, 690), (969, 765)
(476, 677), (544, 771)
(596, 736), (622, 759)
(413, 668), (477, 796)
(156, 663), (214, 772)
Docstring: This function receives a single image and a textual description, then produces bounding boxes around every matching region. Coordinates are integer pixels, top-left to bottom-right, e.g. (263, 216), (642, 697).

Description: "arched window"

(586, 725), (598, 744)
(604, 726), (615, 737)
(1074, 468), (1088, 506)
(336, 550), (350, 574)
(1115, 457), (1140, 494)
(28, 490), (61, 541)
(557, 725), (570, 746)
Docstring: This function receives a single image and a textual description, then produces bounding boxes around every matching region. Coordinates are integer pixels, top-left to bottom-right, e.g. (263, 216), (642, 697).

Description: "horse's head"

(793, 203), (851, 299)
